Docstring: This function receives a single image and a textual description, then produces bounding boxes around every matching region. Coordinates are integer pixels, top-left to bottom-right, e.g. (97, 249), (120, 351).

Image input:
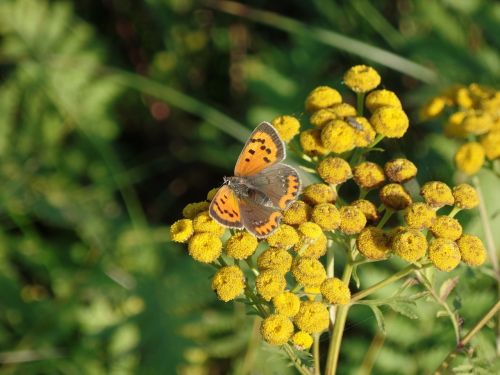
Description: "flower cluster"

(170, 66), (488, 353)
(421, 84), (500, 175)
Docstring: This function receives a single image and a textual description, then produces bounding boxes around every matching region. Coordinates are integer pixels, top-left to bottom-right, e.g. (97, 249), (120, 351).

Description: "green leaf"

(352, 265), (361, 289)
(368, 305), (386, 334)
(387, 300), (419, 320)
(439, 276), (459, 301)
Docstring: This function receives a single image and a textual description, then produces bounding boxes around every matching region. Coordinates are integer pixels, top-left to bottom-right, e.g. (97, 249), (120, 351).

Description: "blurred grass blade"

(205, 0), (438, 84)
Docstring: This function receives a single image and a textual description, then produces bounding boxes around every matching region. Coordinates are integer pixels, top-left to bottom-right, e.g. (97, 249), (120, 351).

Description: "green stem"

(357, 329), (385, 375)
(313, 333), (321, 375)
(283, 344), (313, 375)
(368, 134), (385, 148)
(376, 208), (394, 229)
(327, 240), (336, 326)
(448, 206), (461, 218)
(357, 92), (365, 116)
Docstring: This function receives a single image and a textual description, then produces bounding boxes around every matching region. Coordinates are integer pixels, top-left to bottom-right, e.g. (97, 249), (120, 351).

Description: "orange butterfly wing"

(234, 122), (285, 177)
(239, 197), (283, 238)
(209, 185), (244, 228)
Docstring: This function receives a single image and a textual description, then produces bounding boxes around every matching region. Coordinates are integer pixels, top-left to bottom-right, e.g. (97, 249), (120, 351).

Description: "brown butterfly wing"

(209, 185), (244, 228)
(239, 197), (282, 238)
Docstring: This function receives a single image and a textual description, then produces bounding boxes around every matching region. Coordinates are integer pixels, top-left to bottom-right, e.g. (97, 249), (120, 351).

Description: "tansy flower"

(370, 106), (409, 138)
(462, 110), (492, 135)
(193, 211), (225, 236)
(339, 206), (367, 235)
(257, 247), (293, 274)
(283, 201), (311, 225)
(351, 199), (379, 222)
(188, 233), (222, 263)
(421, 181), (455, 208)
(273, 292), (301, 317)
(430, 216), (463, 240)
(428, 239), (461, 272)
(206, 188), (219, 201)
(291, 331), (313, 350)
(379, 183), (413, 210)
(356, 227), (391, 260)
(365, 89), (402, 112)
(297, 222), (323, 240)
(302, 184), (337, 205)
(445, 111), (468, 138)
(457, 234), (487, 266)
(353, 161), (386, 190)
(295, 231), (328, 258)
(256, 270), (287, 301)
(321, 119), (356, 154)
(294, 301), (329, 333)
(267, 224), (299, 249)
(304, 285), (321, 301)
(404, 202), (436, 229)
(384, 158), (417, 183)
(305, 86), (342, 112)
(454, 142), (485, 175)
(455, 87), (474, 108)
(291, 257), (327, 287)
(310, 108), (338, 128)
(452, 184), (479, 209)
(182, 201), (210, 219)
(349, 116), (376, 147)
(300, 129), (329, 156)
(343, 65), (381, 93)
(272, 115), (300, 143)
(421, 96), (447, 119)
(321, 278), (351, 305)
(260, 314), (294, 345)
(480, 129), (500, 160)
(170, 219), (194, 243)
(312, 203), (341, 230)
(211, 265), (245, 301)
(392, 229), (428, 262)
(225, 232), (258, 259)
(329, 102), (358, 118)
(317, 156), (352, 185)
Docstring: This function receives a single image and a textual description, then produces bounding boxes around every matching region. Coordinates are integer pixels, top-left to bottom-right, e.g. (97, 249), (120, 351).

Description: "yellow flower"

(353, 161), (386, 190)
(430, 216), (463, 241)
(188, 233), (222, 263)
(297, 222), (323, 240)
(292, 257), (327, 287)
(311, 203), (341, 230)
(283, 201), (311, 225)
(317, 157), (352, 185)
(266, 224), (299, 249)
(455, 87), (474, 108)
(272, 115), (301, 143)
(454, 142), (485, 175)
(444, 111), (468, 138)
(429, 238), (461, 272)
(480, 129), (500, 160)
(350, 116), (376, 147)
(339, 206), (367, 235)
(351, 199), (379, 223)
(304, 285), (321, 301)
(273, 292), (301, 317)
(291, 331), (313, 350)
(182, 201), (210, 219)
(457, 234), (486, 266)
(421, 96), (447, 119)
(321, 278), (351, 305)
(370, 106), (409, 138)
(321, 119), (356, 154)
(392, 229), (428, 262)
(310, 108), (338, 128)
(404, 202), (436, 229)
(299, 129), (329, 156)
(193, 211), (225, 236)
(384, 158), (417, 183)
(329, 102), (358, 118)
(260, 314), (294, 345)
(302, 184), (336, 205)
(211, 265), (245, 301)
(305, 86), (342, 112)
(452, 184), (479, 209)
(225, 232), (258, 259)
(295, 231), (328, 258)
(256, 270), (287, 301)
(365, 89), (402, 112)
(356, 227), (391, 260)
(379, 183), (413, 210)
(257, 247), (293, 274)
(343, 65), (381, 93)
(420, 181), (455, 208)
(206, 188), (219, 201)
(294, 301), (329, 333)
(170, 219), (194, 243)
(462, 110), (492, 135)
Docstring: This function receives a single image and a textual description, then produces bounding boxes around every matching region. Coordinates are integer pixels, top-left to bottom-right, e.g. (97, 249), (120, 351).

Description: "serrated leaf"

(369, 305), (386, 334)
(388, 300), (419, 319)
(439, 276), (459, 300)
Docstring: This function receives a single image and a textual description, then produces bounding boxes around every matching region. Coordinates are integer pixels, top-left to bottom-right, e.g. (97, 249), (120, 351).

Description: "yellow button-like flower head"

(292, 257), (327, 287)
(291, 331), (314, 350)
(444, 111), (468, 138)
(294, 301), (329, 333)
(206, 188), (219, 201)
(170, 219), (194, 243)
(321, 119), (356, 154)
(305, 86), (342, 112)
(350, 116), (376, 147)
(480, 129), (500, 160)
(188, 233), (222, 263)
(273, 292), (301, 317)
(225, 231), (258, 259)
(302, 184), (337, 205)
(312, 203), (341, 230)
(421, 96), (447, 119)
(430, 216), (463, 241)
(404, 202), (436, 229)
(321, 278), (351, 305)
(256, 270), (287, 301)
(421, 181), (455, 208)
(392, 229), (428, 262)
(339, 206), (367, 235)
(317, 156), (352, 185)
(379, 183), (413, 210)
(452, 184), (479, 209)
(462, 110), (492, 135)
(257, 247), (293, 275)
(429, 238), (461, 272)
(260, 314), (294, 345)
(384, 158), (417, 183)
(295, 231), (328, 258)
(183, 201), (210, 219)
(356, 227), (391, 260)
(365, 89), (402, 112)
(454, 142), (485, 175)
(266, 224), (299, 249)
(193, 211), (225, 236)
(300, 129), (329, 156)
(457, 234), (486, 266)
(370, 106), (409, 138)
(283, 200), (311, 225)
(211, 265), (245, 301)
(351, 199), (379, 223)
(272, 115), (301, 143)
(343, 65), (381, 93)
(353, 161), (386, 190)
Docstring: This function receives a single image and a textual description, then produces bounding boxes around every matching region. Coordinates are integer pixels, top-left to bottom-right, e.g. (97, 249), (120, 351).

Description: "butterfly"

(209, 122), (301, 238)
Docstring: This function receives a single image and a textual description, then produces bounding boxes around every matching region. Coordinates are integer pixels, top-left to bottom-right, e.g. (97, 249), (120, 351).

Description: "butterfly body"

(210, 122), (301, 238)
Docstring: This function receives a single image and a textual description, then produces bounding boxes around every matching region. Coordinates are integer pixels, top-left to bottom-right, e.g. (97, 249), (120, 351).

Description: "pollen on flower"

(297, 222), (323, 240)
(321, 119), (356, 154)
(273, 292), (301, 317)
(206, 188), (219, 201)
(454, 142), (485, 175)
(170, 218), (194, 243)
(370, 106), (409, 138)
(350, 116), (376, 147)
(193, 211), (225, 236)
(310, 108), (338, 128)
(452, 184), (479, 209)
(430, 216), (463, 240)
(182, 201), (210, 219)
(351, 199), (379, 223)
(294, 231), (327, 258)
(365, 89), (402, 112)
(260, 314), (294, 345)
(379, 183), (413, 210)
(428, 238), (461, 272)
(291, 257), (327, 287)
(272, 115), (301, 143)
(283, 200), (311, 225)
(291, 331), (314, 350)
(343, 65), (381, 93)
(421, 181), (455, 208)
(225, 231), (259, 259)
(266, 224), (299, 249)
(294, 301), (329, 333)
(317, 156), (352, 185)
(302, 184), (337, 205)
(256, 270), (287, 301)
(300, 129), (329, 156)
(457, 234), (487, 266)
(339, 206), (367, 235)
(312, 203), (341, 230)
(356, 227), (391, 260)
(305, 86), (342, 112)
(384, 158), (417, 183)
(188, 233), (222, 263)
(321, 277), (351, 305)
(353, 161), (386, 190)
(257, 247), (293, 275)
(211, 265), (245, 302)
(480, 129), (500, 160)
(392, 229), (428, 262)
(404, 202), (436, 229)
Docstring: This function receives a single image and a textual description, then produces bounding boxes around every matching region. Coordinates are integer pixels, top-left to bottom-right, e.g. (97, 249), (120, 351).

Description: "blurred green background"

(1, 0), (499, 374)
